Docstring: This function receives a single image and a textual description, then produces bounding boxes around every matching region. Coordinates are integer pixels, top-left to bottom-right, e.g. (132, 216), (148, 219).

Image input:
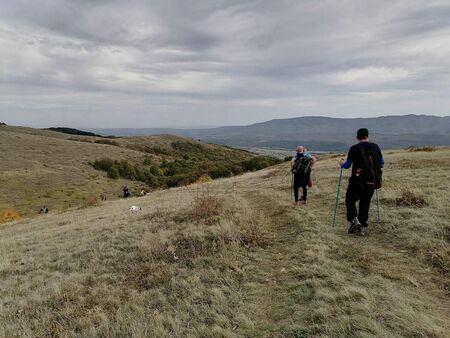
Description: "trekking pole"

(290, 172), (294, 199)
(375, 188), (381, 223)
(332, 167), (344, 227)
(280, 170), (291, 183)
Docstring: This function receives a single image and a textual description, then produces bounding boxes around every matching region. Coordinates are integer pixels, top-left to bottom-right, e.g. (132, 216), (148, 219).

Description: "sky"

(1, 0), (450, 128)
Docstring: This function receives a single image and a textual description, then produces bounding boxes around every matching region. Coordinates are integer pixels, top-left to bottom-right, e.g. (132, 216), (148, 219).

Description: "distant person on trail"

(291, 146), (316, 205)
(122, 186), (130, 199)
(339, 128), (384, 235)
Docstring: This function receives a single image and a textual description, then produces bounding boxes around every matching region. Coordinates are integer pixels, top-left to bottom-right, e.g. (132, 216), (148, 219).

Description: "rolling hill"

(0, 146), (448, 336)
(0, 125), (278, 218)
(88, 114), (450, 151)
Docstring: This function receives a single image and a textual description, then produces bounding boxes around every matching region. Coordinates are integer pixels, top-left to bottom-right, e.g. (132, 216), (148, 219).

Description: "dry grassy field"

(0, 145), (449, 337)
(0, 125), (262, 218)
(0, 126), (143, 217)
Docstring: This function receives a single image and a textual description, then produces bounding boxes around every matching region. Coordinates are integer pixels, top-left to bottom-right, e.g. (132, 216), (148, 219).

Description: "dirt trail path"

(236, 170), (450, 337)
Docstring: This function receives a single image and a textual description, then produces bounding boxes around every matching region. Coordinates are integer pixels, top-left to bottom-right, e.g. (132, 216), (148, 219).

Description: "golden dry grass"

(0, 209), (20, 223)
(0, 146), (449, 337)
(0, 126), (146, 217)
(0, 125), (251, 218)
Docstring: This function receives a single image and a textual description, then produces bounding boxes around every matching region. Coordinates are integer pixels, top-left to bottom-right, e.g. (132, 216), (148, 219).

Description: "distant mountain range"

(87, 114), (450, 151)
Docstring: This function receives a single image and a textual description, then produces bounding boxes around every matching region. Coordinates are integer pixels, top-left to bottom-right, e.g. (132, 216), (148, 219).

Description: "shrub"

(80, 195), (100, 208)
(149, 165), (162, 176)
(395, 189), (427, 207)
(107, 166), (120, 179)
(143, 156), (154, 166)
(92, 152), (280, 190)
(189, 195), (223, 221)
(94, 139), (120, 146)
(407, 146), (437, 152)
(231, 165), (244, 175)
(143, 146), (171, 156)
(241, 156), (281, 171)
(172, 141), (206, 157)
(93, 158), (114, 171)
(196, 174), (212, 183)
(165, 174), (198, 187)
(93, 158), (140, 180)
(238, 221), (269, 248)
(209, 165), (233, 179)
(141, 170), (159, 188)
(117, 160), (136, 179)
(0, 209), (20, 223)
(69, 137), (92, 143)
(284, 156), (293, 162)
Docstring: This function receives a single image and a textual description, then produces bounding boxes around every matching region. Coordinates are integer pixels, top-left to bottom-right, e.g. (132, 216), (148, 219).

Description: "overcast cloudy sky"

(1, 0), (450, 128)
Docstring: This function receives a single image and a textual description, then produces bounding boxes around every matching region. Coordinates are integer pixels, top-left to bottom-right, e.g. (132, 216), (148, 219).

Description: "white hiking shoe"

(348, 218), (361, 234)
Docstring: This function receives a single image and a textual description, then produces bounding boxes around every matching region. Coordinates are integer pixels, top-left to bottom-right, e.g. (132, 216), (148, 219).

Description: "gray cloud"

(0, 0), (449, 128)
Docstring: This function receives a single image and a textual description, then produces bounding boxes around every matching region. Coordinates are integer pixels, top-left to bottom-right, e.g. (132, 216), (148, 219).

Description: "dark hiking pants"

(294, 184), (307, 202)
(294, 174), (309, 202)
(345, 178), (375, 225)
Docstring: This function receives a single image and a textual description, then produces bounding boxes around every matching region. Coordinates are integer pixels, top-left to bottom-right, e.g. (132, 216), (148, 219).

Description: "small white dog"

(130, 205), (142, 213)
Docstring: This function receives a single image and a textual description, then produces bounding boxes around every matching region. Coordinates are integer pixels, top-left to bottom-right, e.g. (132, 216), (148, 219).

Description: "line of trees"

(92, 155), (281, 189)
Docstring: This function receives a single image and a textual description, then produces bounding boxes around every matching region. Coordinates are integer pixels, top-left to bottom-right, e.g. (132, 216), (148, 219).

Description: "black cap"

(357, 128), (369, 140)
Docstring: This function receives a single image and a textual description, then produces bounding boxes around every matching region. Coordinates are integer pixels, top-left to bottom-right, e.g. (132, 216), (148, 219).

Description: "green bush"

(91, 151), (280, 190)
(232, 165), (244, 175)
(144, 146), (171, 156)
(209, 165), (233, 179)
(117, 160), (136, 179)
(107, 166), (120, 179)
(143, 156), (154, 166)
(241, 157), (280, 171)
(148, 165), (161, 176)
(147, 175), (160, 188)
(93, 158), (115, 172)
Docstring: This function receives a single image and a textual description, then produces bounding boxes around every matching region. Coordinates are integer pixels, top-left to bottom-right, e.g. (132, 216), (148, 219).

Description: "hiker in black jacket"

(340, 128), (384, 235)
(122, 186), (130, 199)
(292, 146), (316, 205)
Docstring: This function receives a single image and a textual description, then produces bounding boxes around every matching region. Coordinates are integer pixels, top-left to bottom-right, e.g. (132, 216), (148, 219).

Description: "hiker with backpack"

(291, 146), (316, 205)
(122, 186), (130, 199)
(339, 128), (384, 235)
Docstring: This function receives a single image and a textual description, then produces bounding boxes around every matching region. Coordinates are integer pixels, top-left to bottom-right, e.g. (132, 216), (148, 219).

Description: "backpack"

(292, 155), (311, 176)
(356, 143), (382, 189)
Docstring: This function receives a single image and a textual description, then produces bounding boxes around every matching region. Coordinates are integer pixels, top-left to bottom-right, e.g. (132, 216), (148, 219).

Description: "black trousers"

(345, 178), (375, 225)
(293, 175), (308, 201)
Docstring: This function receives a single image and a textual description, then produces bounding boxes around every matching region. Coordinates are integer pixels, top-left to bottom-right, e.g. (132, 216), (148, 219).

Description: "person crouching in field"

(291, 146), (316, 205)
(339, 128), (384, 235)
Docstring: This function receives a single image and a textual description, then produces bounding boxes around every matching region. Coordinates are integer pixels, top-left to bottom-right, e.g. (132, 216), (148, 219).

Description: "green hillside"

(0, 125), (279, 218)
